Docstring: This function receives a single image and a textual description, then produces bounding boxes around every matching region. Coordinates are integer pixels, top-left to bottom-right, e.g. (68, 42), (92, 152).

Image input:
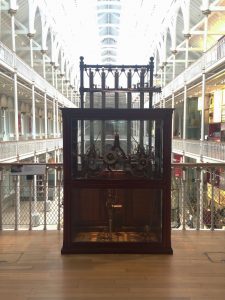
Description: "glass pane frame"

(71, 118), (164, 180)
(71, 188), (163, 244)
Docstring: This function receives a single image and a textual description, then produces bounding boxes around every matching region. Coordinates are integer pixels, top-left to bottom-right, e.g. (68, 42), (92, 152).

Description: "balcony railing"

(0, 41), (75, 108)
(0, 163), (224, 231)
(159, 35), (225, 98)
(173, 139), (225, 161)
(0, 138), (63, 162)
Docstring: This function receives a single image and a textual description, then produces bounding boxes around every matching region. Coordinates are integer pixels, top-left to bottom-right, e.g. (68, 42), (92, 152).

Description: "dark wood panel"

(62, 108), (173, 253)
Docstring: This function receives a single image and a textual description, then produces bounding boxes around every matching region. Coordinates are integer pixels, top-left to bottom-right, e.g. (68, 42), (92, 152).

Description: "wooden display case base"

(61, 241), (173, 254)
(72, 231), (159, 242)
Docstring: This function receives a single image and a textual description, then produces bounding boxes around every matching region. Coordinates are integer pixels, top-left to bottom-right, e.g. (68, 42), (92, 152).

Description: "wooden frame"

(61, 108), (173, 254)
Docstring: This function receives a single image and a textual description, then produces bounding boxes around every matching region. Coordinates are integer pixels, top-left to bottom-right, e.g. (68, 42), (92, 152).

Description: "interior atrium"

(0, 0), (225, 159)
(0, 0), (225, 299)
(0, 0), (224, 220)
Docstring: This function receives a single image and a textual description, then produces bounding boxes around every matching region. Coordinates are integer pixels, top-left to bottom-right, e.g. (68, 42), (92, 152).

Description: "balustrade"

(159, 37), (225, 97)
(0, 138), (62, 162)
(0, 163), (224, 231)
(0, 42), (74, 108)
(173, 139), (225, 161)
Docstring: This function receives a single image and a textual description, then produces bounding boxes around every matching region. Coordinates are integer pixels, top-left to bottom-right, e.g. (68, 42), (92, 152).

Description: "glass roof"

(47, 0), (173, 65)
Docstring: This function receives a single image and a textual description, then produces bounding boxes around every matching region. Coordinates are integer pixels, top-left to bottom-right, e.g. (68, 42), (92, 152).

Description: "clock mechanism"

(79, 133), (156, 179)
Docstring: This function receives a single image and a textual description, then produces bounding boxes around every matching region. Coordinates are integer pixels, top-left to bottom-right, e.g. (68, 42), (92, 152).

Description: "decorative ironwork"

(78, 132), (156, 179)
(79, 56), (161, 109)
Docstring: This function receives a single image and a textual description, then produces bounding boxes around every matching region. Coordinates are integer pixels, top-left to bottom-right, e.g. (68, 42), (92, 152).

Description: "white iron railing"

(0, 163), (224, 231)
(173, 139), (225, 161)
(157, 36), (225, 99)
(0, 41), (75, 108)
(0, 138), (63, 162)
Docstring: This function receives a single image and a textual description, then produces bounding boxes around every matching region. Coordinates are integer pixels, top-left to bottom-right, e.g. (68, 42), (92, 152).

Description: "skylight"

(47, 0), (173, 65)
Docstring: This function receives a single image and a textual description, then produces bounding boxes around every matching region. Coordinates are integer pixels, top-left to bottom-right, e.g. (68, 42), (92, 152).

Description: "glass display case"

(61, 108), (173, 254)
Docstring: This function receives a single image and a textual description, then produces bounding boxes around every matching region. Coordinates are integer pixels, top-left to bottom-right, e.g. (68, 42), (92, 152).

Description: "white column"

(160, 65), (163, 88)
(32, 154), (40, 227)
(201, 71), (206, 142)
(54, 66), (58, 89)
(184, 34), (191, 69)
(31, 82), (36, 139)
(201, 0), (211, 15)
(8, 9), (17, 52)
(24, 113), (28, 140)
(14, 71), (19, 141)
(200, 67), (206, 228)
(70, 87), (73, 102)
(14, 175), (20, 230)
(1, 105), (7, 141)
(51, 63), (55, 86)
(183, 83), (187, 140)
(66, 82), (69, 98)
(56, 99), (59, 137)
(30, 39), (33, 68)
(172, 50), (177, 80)
(39, 114), (42, 139)
(41, 50), (47, 79)
(47, 113), (51, 137)
(172, 91), (175, 138)
(202, 0), (210, 10)
(33, 154), (38, 214)
(44, 92), (48, 139)
(179, 114), (182, 137)
(61, 75), (64, 94)
(202, 9), (210, 52)
(196, 168), (201, 230)
(163, 63), (167, 87)
(7, 99), (13, 139)
(162, 96), (165, 108)
(20, 112), (25, 136)
(53, 98), (56, 138)
(200, 171), (205, 228)
(27, 33), (35, 68)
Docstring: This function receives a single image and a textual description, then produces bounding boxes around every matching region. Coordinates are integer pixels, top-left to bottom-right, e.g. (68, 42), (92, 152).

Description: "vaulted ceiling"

(72, 0), (174, 64)
(96, 0), (121, 63)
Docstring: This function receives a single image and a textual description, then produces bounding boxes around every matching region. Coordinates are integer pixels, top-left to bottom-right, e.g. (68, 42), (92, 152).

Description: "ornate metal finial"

(149, 57), (154, 71)
(183, 33), (191, 39)
(8, 8), (17, 16)
(27, 32), (35, 39)
(40, 49), (47, 55)
(202, 9), (211, 16)
(171, 49), (178, 55)
(80, 56), (84, 67)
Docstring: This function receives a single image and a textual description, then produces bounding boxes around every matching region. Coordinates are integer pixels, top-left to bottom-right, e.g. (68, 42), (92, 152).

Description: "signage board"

(11, 165), (46, 175)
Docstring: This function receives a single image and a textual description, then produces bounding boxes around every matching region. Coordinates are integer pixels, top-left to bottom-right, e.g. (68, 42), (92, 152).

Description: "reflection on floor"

(0, 231), (225, 299)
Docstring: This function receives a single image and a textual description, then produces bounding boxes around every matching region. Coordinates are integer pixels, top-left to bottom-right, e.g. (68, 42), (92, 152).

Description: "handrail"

(159, 36), (225, 97)
(1, 162), (225, 168)
(1, 137), (225, 163)
(0, 162), (224, 231)
(0, 41), (75, 108)
(172, 139), (225, 161)
(0, 138), (63, 162)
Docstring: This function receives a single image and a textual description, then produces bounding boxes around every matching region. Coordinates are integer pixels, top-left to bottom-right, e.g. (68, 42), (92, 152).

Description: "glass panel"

(71, 119), (164, 179)
(71, 188), (162, 243)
